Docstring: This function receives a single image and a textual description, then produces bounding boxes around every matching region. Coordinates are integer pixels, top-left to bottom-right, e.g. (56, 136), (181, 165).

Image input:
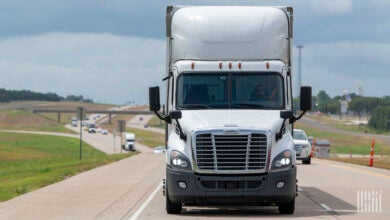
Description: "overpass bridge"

(26, 109), (154, 124)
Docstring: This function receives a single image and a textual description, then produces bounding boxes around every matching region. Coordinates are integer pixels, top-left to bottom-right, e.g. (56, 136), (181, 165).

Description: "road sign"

(77, 107), (86, 120)
(117, 120), (126, 133)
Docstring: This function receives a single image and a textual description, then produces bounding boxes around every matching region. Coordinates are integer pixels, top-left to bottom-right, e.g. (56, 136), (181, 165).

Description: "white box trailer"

(149, 6), (312, 215)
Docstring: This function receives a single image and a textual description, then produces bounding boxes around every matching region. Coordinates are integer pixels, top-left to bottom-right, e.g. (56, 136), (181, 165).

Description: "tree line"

(0, 88), (94, 103)
(294, 90), (390, 132)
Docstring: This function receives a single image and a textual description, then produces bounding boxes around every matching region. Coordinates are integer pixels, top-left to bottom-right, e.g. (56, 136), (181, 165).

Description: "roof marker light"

(266, 62), (270, 69)
(228, 62), (232, 69)
(191, 62), (195, 70)
(219, 62), (223, 69)
(238, 62), (242, 69)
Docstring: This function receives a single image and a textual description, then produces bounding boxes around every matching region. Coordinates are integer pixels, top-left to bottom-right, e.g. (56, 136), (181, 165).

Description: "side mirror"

(149, 86), (161, 112)
(300, 86), (312, 111)
(280, 110), (293, 119)
(169, 110), (182, 120)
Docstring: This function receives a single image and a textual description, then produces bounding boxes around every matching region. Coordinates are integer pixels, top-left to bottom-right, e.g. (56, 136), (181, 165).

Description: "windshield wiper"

(230, 103), (266, 109)
(179, 104), (211, 109)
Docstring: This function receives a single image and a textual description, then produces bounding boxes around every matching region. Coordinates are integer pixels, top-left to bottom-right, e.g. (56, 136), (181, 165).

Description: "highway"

(132, 158), (390, 220)
(0, 115), (389, 219)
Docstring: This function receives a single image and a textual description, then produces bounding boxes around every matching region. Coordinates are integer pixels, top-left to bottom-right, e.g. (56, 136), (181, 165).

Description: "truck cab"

(122, 132), (135, 151)
(149, 6), (311, 214)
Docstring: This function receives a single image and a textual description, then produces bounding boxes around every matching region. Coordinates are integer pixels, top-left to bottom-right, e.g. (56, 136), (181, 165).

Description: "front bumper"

(166, 166), (296, 205)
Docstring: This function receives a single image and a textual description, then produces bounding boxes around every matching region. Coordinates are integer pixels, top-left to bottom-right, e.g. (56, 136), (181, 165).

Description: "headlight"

(303, 144), (311, 148)
(272, 150), (293, 170)
(170, 150), (191, 170)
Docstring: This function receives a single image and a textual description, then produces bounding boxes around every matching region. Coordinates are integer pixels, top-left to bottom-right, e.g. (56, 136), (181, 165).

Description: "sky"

(0, 0), (389, 104)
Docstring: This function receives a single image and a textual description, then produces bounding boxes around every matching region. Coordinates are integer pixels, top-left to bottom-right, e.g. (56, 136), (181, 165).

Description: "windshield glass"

(176, 72), (284, 110)
(293, 131), (307, 140)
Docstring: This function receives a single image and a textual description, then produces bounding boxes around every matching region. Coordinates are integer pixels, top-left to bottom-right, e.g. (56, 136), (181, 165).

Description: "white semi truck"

(149, 6), (312, 214)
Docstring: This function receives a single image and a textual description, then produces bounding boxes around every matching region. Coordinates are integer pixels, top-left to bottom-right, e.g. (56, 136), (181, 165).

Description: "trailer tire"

(166, 185), (182, 214)
(302, 156), (311, 164)
(278, 198), (295, 214)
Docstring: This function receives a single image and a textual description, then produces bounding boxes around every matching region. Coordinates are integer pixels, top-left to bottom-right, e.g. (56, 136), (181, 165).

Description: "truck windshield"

(176, 72), (284, 110)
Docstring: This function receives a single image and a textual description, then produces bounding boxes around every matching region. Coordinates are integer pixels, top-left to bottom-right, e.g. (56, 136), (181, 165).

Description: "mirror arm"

(290, 111), (306, 124)
(154, 111), (171, 124)
(275, 118), (287, 141)
(174, 119), (187, 141)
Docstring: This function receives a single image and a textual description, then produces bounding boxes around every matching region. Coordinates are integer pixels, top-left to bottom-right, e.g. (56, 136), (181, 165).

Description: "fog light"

(276, 181), (285, 189)
(178, 181), (187, 189)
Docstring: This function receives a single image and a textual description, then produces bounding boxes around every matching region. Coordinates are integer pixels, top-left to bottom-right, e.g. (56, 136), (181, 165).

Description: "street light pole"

(297, 45), (304, 95)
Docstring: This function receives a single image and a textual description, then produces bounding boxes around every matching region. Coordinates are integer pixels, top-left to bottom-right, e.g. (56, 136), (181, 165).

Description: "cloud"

(292, 41), (390, 97)
(308, 0), (353, 14)
(0, 33), (166, 104)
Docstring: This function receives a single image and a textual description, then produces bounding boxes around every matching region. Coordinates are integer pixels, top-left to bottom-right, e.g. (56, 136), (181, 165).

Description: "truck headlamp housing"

(170, 150), (191, 170)
(272, 150), (293, 170)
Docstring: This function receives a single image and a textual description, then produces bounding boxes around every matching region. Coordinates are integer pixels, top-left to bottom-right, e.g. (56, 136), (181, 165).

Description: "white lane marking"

(129, 182), (163, 220)
(320, 203), (333, 212)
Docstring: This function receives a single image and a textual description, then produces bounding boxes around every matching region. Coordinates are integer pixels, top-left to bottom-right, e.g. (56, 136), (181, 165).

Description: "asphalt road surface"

(134, 158), (390, 220)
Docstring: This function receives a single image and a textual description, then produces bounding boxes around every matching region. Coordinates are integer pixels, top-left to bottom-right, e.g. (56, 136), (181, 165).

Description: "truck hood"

(179, 110), (283, 134)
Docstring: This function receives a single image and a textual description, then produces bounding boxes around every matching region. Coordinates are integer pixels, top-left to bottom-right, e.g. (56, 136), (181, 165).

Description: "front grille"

(195, 133), (268, 171)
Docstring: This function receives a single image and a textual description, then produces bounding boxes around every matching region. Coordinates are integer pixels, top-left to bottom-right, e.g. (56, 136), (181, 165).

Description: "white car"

(154, 146), (166, 154)
(293, 129), (312, 164)
(101, 129), (109, 135)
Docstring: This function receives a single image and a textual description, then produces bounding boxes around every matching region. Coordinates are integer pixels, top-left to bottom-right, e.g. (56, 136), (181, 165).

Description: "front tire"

(278, 198), (295, 214)
(166, 184), (182, 214)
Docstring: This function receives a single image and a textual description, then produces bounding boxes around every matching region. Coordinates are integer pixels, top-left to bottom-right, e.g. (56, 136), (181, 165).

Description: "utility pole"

(77, 107), (85, 160)
(297, 45), (304, 96)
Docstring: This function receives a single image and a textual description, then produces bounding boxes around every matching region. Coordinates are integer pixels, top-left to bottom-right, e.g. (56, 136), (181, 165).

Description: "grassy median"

(295, 121), (390, 156)
(0, 132), (135, 201)
(147, 116), (165, 129)
(125, 127), (165, 148)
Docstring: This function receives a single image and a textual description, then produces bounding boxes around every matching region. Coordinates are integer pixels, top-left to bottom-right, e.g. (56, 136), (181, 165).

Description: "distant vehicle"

(154, 146), (166, 154)
(314, 139), (330, 158)
(121, 132), (135, 151)
(101, 129), (108, 135)
(87, 123), (96, 131)
(144, 124), (148, 128)
(71, 121), (77, 127)
(71, 116), (77, 121)
(293, 129), (312, 164)
(96, 128), (102, 133)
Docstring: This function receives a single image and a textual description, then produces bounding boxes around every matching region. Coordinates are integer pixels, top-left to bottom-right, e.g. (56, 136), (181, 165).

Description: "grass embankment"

(295, 121), (389, 155)
(0, 110), (74, 134)
(147, 115), (165, 129)
(296, 120), (390, 170)
(126, 127), (165, 148)
(0, 132), (135, 201)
